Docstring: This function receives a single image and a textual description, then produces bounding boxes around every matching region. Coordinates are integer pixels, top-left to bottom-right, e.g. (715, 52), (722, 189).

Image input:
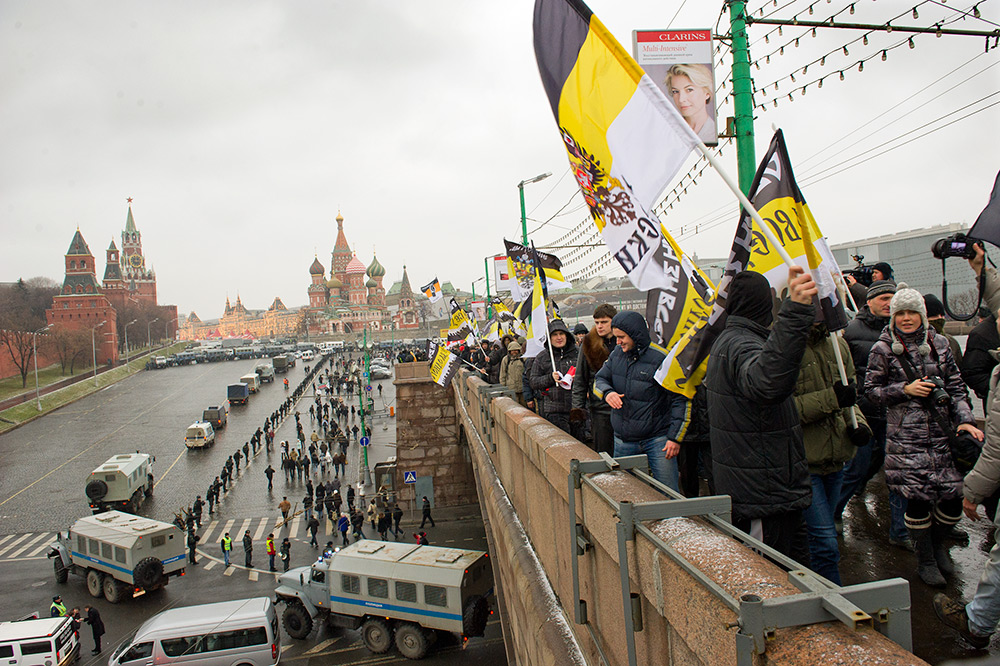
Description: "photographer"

(864, 284), (982, 587)
(961, 244), (1000, 410)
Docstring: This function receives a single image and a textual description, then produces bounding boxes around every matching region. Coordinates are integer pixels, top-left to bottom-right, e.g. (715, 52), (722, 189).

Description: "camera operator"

(864, 284), (982, 587)
(960, 244), (1000, 411)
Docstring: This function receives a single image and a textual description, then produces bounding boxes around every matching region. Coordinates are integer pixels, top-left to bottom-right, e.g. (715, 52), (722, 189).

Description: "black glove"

(569, 408), (588, 423)
(833, 381), (857, 408)
(847, 422), (872, 447)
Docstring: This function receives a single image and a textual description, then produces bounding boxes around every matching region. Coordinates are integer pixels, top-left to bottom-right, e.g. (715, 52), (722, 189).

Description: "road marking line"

(8, 532), (51, 559)
(0, 535), (14, 547)
(200, 520), (219, 543)
(223, 565), (235, 576)
(304, 637), (339, 655)
(27, 539), (54, 557)
(289, 515), (301, 537)
(248, 570), (258, 582)
(203, 560), (217, 571)
(253, 518), (269, 541)
(0, 533), (32, 557)
(155, 450), (186, 490)
(238, 518), (252, 540)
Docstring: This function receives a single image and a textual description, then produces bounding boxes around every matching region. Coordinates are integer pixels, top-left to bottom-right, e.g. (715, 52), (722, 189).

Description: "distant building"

(304, 212), (419, 334)
(179, 295), (303, 340)
(829, 223), (975, 302)
(45, 230), (120, 364)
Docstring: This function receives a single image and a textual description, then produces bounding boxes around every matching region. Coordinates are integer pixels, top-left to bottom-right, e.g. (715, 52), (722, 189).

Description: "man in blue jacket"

(594, 311), (690, 490)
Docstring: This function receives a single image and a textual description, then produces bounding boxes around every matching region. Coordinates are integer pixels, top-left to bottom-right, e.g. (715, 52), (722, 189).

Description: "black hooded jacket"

(593, 312), (690, 442)
(843, 305), (889, 419)
(704, 295), (814, 522)
(528, 336), (579, 416)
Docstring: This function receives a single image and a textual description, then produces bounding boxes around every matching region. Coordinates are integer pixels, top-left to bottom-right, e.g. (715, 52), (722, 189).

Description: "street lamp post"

(147, 318), (159, 350)
(518, 172), (552, 245)
(92, 321), (106, 387)
(33, 323), (53, 411)
(164, 316), (178, 343)
(124, 319), (138, 368)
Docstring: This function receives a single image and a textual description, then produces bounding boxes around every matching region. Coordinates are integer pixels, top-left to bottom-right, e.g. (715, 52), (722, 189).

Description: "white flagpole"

(692, 141), (859, 427)
(693, 143), (795, 268)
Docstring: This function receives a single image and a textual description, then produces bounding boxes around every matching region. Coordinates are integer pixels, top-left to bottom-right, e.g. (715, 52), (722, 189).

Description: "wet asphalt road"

(0, 354), (506, 665)
(840, 475), (999, 664)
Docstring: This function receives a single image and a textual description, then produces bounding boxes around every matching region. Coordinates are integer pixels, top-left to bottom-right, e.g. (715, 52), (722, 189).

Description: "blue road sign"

(359, 436), (370, 447)
(403, 471), (417, 484)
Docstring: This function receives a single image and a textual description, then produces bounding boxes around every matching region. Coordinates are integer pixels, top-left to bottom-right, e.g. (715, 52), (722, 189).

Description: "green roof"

(125, 206), (137, 233)
(66, 230), (91, 256)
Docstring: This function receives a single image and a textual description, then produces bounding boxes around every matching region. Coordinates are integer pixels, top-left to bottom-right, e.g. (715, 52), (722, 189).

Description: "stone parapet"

(393, 362), (476, 511)
(453, 369), (926, 666)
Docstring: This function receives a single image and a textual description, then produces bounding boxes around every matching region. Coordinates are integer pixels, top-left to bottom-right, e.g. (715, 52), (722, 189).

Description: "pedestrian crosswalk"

(0, 531), (59, 561)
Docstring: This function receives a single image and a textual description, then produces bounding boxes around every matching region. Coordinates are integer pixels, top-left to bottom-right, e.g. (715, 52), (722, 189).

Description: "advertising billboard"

(632, 29), (718, 146)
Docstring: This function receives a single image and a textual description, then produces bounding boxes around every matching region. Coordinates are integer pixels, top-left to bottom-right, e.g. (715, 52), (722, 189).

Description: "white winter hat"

(889, 283), (930, 356)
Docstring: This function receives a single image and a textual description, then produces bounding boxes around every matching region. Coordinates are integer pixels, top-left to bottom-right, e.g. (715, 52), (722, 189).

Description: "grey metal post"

(616, 501), (639, 666)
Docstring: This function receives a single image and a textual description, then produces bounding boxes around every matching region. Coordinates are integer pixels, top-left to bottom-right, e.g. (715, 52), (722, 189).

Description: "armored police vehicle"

(275, 540), (492, 660)
(84, 453), (155, 514)
(48, 511), (186, 604)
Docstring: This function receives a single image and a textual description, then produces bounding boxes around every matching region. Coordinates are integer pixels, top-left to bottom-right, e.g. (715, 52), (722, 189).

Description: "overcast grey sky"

(2, 1), (998, 318)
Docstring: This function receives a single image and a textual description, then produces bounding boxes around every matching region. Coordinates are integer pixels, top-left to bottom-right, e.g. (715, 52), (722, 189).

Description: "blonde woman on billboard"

(666, 64), (716, 143)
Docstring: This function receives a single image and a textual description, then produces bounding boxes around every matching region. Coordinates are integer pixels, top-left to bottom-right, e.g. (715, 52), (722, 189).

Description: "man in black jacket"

(594, 311), (690, 490)
(572, 303), (617, 454)
(704, 267), (816, 562)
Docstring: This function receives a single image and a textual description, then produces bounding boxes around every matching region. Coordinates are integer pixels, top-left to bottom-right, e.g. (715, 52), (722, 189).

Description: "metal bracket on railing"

(567, 454), (912, 666)
(735, 574), (911, 658)
(474, 383), (512, 453)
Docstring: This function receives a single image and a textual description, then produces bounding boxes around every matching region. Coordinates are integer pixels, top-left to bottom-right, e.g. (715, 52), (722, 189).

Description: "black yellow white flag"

(533, 0), (715, 397)
(447, 298), (476, 345)
(427, 342), (460, 387)
(421, 278), (443, 303)
(504, 240), (569, 300)
(679, 130), (852, 391)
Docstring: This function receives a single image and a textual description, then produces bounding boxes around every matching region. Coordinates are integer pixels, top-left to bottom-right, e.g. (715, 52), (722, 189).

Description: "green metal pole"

(730, 0), (756, 195)
(519, 184), (528, 245)
(359, 328), (371, 485)
(484, 257), (492, 318)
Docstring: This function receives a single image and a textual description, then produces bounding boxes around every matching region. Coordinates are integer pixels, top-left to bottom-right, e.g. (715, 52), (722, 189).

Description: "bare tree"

(46, 324), (90, 375)
(0, 278), (56, 388)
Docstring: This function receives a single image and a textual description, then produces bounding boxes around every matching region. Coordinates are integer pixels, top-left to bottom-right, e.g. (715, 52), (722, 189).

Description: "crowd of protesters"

(474, 246), (1000, 650)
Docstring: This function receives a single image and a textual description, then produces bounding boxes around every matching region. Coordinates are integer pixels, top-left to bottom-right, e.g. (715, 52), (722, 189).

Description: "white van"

(0, 616), (79, 666)
(240, 373), (260, 394)
(109, 598), (280, 666)
(300, 350), (314, 361)
(185, 422), (215, 449)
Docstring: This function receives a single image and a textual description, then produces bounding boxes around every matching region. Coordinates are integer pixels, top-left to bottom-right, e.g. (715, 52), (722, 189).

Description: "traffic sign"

(403, 471), (417, 484)
(365, 384), (372, 392)
(359, 436), (370, 447)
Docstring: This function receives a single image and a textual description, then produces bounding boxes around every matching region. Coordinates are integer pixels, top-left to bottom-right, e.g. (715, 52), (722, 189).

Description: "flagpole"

(829, 336), (859, 428)
(693, 142), (795, 268)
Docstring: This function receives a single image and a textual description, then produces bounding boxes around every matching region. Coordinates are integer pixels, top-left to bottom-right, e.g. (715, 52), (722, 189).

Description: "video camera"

(842, 254), (875, 287)
(931, 233), (978, 260)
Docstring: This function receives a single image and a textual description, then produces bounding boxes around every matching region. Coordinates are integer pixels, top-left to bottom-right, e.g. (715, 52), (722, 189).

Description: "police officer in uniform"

(50, 595), (67, 617)
(221, 532), (232, 567)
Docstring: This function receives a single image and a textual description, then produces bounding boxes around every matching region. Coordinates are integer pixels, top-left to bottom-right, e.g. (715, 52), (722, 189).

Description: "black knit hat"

(573, 323), (588, 335)
(923, 293), (946, 318)
(866, 280), (896, 301)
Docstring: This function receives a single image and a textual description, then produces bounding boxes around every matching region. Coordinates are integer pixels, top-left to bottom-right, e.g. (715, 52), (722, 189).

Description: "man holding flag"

(705, 267), (817, 562)
(528, 319), (581, 438)
(594, 311), (690, 490)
